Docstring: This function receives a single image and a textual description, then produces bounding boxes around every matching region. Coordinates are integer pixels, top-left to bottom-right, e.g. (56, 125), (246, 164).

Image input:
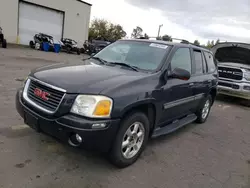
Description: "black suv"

(16, 39), (218, 167)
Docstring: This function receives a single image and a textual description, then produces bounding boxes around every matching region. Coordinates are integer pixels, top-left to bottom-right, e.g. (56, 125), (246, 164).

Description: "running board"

(152, 114), (197, 138)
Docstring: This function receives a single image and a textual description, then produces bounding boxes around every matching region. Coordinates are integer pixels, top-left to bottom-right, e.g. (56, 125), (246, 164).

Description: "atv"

(0, 27), (7, 48)
(29, 33), (54, 51)
(60, 38), (80, 55)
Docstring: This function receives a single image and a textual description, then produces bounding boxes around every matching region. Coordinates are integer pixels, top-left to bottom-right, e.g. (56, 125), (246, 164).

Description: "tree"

(206, 40), (214, 49)
(88, 18), (126, 41)
(215, 39), (220, 45)
(193, 40), (200, 46)
(108, 24), (127, 42)
(131, 26), (143, 38)
(211, 40), (215, 46)
(162, 35), (172, 42)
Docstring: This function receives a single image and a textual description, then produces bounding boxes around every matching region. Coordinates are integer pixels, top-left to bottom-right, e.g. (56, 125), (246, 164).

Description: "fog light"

(76, 134), (82, 143)
(243, 86), (250, 91)
(68, 133), (83, 147)
(92, 123), (107, 129)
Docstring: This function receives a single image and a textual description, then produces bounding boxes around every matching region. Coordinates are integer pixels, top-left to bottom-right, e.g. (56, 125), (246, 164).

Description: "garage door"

(19, 2), (64, 45)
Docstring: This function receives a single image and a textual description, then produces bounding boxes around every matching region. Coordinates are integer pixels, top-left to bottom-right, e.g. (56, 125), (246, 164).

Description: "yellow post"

(16, 35), (20, 44)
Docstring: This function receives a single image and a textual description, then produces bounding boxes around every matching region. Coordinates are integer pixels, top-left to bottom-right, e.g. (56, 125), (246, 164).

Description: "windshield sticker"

(149, 43), (168, 49)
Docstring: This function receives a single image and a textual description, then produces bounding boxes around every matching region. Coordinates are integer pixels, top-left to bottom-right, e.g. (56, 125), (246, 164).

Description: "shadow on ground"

(216, 94), (249, 108)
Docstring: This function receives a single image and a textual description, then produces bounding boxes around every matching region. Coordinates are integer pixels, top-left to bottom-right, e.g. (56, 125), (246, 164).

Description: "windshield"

(94, 40), (169, 71)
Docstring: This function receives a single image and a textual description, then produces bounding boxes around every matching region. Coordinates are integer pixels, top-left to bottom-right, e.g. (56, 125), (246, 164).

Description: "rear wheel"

(2, 39), (7, 48)
(66, 47), (72, 54)
(77, 49), (81, 55)
(196, 95), (212, 123)
(110, 112), (150, 168)
(29, 41), (34, 48)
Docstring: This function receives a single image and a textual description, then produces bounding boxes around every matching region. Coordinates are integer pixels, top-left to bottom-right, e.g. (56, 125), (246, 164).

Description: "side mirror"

(169, 68), (191, 80)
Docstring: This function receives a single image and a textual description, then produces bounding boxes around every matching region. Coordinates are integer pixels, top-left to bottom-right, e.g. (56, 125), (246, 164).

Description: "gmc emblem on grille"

(34, 88), (50, 101)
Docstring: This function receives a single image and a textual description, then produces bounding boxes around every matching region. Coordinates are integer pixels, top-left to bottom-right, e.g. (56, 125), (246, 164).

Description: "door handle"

(189, 83), (194, 86)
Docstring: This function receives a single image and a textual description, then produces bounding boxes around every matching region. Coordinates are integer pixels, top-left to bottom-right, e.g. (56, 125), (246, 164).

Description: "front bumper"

(16, 88), (120, 152)
(218, 80), (250, 100)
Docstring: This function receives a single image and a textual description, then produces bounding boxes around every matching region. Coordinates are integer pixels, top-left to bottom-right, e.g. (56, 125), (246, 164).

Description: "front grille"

(218, 66), (243, 80)
(218, 82), (240, 89)
(27, 80), (65, 112)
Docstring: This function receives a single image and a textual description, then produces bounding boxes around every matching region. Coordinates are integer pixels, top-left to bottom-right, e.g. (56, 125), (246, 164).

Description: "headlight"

(70, 95), (113, 118)
(73, 44), (78, 48)
(244, 72), (250, 81)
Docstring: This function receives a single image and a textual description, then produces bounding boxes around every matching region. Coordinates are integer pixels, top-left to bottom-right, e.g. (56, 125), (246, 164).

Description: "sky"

(86, 0), (250, 44)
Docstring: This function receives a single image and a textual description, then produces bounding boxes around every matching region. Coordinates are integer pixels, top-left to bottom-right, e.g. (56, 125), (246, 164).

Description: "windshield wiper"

(108, 62), (139, 72)
(91, 57), (108, 65)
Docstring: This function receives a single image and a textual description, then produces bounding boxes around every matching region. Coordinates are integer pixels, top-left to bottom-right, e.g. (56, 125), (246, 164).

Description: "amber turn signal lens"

(93, 100), (112, 116)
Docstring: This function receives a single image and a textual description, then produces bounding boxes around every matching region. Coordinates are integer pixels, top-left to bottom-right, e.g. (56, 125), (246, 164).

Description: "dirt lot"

(0, 47), (250, 188)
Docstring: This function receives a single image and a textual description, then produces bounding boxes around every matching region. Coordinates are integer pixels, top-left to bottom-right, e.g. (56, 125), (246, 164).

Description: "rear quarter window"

(204, 52), (216, 73)
(193, 50), (203, 75)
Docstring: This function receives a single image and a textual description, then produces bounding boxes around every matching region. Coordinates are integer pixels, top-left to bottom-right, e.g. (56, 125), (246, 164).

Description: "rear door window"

(204, 52), (216, 73)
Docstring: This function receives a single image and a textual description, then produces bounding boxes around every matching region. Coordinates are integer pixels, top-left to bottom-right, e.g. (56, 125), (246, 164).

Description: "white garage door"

(19, 2), (64, 45)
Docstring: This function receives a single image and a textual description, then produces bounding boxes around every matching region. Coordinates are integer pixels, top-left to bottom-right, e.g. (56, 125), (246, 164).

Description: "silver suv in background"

(212, 42), (250, 106)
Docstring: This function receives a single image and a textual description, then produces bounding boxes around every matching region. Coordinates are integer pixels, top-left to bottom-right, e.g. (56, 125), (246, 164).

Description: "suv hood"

(30, 60), (147, 94)
(211, 42), (250, 68)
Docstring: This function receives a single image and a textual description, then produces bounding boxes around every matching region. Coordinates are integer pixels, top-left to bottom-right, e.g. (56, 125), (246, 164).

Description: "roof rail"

(172, 38), (190, 43)
(136, 36), (203, 47)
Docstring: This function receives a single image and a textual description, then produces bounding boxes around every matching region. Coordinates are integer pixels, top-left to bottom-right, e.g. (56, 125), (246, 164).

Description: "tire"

(66, 47), (72, 54)
(195, 95), (212, 123)
(35, 43), (41, 50)
(110, 112), (150, 168)
(80, 48), (85, 54)
(2, 39), (7, 48)
(29, 41), (34, 48)
(77, 49), (81, 55)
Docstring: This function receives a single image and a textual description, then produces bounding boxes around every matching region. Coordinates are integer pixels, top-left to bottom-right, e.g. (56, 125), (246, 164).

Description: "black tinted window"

(204, 52), (216, 73)
(193, 51), (203, 74)
(171, 48), (191, 73)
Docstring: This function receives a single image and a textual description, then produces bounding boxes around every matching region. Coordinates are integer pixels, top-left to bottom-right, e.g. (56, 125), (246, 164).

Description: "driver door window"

(170, 48), (192, 73)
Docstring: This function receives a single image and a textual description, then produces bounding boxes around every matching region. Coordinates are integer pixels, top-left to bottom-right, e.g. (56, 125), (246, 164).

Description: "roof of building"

(76, 0), (92, 6)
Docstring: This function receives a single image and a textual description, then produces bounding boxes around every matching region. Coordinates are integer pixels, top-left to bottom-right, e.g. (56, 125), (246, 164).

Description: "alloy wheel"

(202, 99), (210, 119)
(121, 122), (145, 159)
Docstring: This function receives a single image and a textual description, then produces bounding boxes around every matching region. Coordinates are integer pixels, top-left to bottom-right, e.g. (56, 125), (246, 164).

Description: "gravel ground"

(0, 47), (250, 188)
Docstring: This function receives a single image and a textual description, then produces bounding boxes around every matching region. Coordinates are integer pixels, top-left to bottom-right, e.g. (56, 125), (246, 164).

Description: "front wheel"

(35, 43), (41, 50)
(110, 112), (150, 168)
(196, 95), (212, 123)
